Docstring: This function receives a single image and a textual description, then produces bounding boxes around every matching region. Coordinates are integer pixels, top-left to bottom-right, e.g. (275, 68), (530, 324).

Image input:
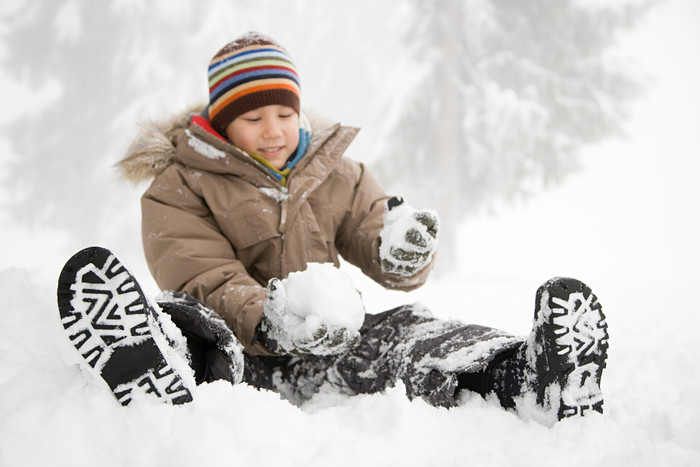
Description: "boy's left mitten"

(379, 196), (439, 277)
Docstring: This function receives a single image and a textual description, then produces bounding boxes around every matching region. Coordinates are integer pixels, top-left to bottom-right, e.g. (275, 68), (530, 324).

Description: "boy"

(57, 32), (608, 421)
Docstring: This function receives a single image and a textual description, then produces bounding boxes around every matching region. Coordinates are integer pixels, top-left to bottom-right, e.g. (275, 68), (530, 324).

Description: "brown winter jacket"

(120, 108), (435, 355)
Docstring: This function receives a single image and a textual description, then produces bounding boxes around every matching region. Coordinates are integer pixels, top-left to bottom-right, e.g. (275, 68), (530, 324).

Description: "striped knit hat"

(208, 32), (301, 135)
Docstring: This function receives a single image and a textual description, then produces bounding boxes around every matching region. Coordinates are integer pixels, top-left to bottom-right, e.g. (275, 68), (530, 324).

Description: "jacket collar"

(117, 105), (359, 186)
(175, 115), (359, 189)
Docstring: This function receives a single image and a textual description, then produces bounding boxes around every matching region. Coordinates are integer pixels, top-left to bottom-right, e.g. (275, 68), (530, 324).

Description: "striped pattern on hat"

(208, 33), (301, 135)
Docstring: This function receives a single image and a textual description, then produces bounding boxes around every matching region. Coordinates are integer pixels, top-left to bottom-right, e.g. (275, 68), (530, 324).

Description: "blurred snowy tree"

(0, 0), (251, 240)
(0, 0), (404, 247)
(373, 0), (652, 272)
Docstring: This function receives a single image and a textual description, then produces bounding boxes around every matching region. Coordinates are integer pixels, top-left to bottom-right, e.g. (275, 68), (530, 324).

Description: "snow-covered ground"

(1, 1), (699, 466)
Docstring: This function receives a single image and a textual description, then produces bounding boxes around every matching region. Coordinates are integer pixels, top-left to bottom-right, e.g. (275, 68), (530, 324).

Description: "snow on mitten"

(379, 196), (439, 277)
(258, 264), (365, 356)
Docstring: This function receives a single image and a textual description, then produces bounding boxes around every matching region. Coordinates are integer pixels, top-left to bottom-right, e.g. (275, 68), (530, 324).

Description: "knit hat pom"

(208, 32), (301, 135)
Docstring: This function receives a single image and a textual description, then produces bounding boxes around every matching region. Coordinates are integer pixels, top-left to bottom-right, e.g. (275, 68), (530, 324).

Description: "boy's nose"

(262, 123), (283, 139)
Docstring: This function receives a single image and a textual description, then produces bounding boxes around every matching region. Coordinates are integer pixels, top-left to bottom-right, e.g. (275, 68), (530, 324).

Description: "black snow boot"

(156, 291), (244, 386)
(489, 277), (609, 420)
(57, 246), (195, 406)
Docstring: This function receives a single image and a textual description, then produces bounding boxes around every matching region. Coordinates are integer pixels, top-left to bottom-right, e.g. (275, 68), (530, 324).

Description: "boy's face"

(225, 105), (300, 170)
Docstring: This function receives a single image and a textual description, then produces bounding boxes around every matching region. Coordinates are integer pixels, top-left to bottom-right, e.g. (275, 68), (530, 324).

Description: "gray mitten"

(379, 196), (439, 277)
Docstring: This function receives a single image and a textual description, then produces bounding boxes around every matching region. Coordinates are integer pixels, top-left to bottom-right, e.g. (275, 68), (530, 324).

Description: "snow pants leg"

(243, 304), (524, 408)
(158, 293), (525, 408)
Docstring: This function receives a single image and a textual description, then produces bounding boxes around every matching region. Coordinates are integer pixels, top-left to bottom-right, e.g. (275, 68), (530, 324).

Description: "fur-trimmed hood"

(118, 105), (336, 184)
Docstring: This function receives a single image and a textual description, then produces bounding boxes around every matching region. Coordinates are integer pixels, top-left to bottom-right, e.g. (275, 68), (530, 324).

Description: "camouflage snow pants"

(242, 304), (524, 408)
(161, 295), (524, 408)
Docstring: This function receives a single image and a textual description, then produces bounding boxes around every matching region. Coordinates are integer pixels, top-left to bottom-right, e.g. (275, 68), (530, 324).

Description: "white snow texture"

(186, 129), (226, 160)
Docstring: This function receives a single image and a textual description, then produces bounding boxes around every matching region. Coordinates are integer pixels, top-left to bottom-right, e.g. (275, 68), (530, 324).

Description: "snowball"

(264, 263), (365, 355)
(284, 263), (365, 330)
